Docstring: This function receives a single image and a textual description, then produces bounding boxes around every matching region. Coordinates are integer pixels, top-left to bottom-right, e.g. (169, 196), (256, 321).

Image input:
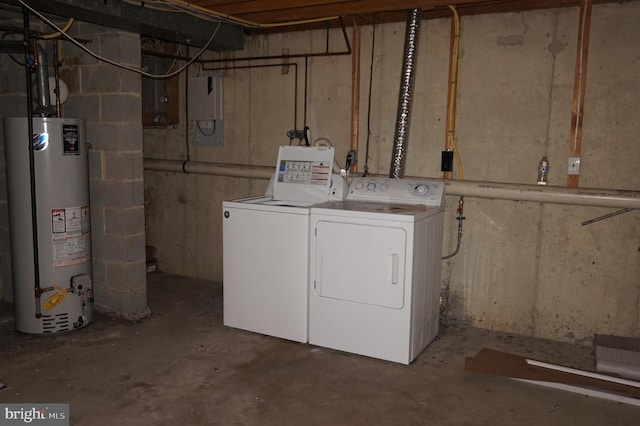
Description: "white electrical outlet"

(568, 157), (581, 175)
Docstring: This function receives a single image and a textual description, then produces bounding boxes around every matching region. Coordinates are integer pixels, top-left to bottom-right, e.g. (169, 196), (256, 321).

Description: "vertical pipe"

(184, 46), (190, 169)
(304, 56), (308, 129)
(23, 7), (43, 317)
(443, 8), (460, 180)
(389, 8), (422, 179)
(349, 23), (361, 172)
(33, 43), (53, 116)
(53, 39), (61, 118)
(567, 0), (592, 187)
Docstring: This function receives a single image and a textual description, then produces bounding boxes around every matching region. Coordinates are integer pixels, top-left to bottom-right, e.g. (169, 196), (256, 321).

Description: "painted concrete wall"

(144, 3), (640, 344)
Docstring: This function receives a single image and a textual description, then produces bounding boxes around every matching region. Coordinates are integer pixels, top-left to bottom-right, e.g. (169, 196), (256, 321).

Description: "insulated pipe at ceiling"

(389, 8), (422, 179)
(143, 158), (640, 210)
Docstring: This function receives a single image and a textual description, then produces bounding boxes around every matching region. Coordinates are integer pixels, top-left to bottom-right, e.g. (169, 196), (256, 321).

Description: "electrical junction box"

(188, 73), (224, 146)
(568, 156), (581, 175)
(188, 73), (224, 121)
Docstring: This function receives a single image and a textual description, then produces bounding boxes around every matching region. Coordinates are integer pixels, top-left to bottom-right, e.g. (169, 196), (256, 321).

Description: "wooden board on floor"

(465, 348), (640, 398)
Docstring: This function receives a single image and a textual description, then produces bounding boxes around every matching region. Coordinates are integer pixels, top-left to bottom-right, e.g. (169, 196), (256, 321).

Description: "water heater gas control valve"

(348, 177), (445, 207)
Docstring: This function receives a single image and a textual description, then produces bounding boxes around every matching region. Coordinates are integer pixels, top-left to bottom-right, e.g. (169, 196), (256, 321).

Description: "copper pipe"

(567, 0), (592, 187)
(443, 11), (457, 180)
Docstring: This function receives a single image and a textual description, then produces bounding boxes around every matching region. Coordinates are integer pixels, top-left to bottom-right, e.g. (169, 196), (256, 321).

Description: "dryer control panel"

(347, 177), (445, 207)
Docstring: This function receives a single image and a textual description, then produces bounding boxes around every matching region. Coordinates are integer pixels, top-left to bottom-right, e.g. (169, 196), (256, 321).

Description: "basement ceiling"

(0, 0), (629, 50)
(187, 0), (621, 30)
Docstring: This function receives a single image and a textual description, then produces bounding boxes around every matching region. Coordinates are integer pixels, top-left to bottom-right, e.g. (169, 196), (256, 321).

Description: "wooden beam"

(200, 0), (618, 25)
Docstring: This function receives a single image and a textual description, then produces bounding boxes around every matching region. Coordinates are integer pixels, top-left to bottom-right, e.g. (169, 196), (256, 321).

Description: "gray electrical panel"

(188, 73), (224, 146)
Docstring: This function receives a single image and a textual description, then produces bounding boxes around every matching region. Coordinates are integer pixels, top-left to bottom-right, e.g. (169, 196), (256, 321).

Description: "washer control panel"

(348, 177), (445, 206)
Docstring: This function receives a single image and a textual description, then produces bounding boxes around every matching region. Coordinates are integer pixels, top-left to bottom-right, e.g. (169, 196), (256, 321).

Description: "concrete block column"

(63, 23), (149, 320)
(0, 46), (28, 302)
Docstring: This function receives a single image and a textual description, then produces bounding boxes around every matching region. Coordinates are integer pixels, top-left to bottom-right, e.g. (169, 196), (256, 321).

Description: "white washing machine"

(308, 177), (445, 364)
(222, 145), (346, 343)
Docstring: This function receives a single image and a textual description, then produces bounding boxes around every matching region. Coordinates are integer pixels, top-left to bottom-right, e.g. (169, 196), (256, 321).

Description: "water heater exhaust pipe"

(389, 8), (422, 179)
(33, 42), (55, 116)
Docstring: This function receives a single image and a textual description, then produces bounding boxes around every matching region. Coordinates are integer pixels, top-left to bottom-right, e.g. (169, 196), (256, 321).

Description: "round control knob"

(355, 182), (363, 190)
(379, 183), (388, 191)
(414, 184), (429, 196)
(367, 182), (377, 191)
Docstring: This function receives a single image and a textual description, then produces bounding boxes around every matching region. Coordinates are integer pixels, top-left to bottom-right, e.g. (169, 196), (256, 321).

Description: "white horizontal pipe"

(442, 179), (640, 209)
(144, 158), (274, 180)
(143, 158), (640, 209)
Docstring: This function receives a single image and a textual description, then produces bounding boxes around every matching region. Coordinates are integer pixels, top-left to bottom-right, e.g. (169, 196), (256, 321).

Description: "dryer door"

(313, 220), (406, 309)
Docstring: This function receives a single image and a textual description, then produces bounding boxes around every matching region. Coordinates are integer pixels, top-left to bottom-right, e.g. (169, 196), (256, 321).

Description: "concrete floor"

(0, 272), (637, 425)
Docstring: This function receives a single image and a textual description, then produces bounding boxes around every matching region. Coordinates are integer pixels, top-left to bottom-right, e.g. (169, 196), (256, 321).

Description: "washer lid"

(223, 196), (313, 214)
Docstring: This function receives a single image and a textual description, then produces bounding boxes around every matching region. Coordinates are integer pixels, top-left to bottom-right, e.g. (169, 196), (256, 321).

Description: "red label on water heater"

(51, 205), (91, 267)
(62, 124), (80, 155)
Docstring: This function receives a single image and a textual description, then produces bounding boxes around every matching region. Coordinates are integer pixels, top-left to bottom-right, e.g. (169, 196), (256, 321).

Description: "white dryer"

(308, 177), (445, 364)
(222, 145), (346, 343)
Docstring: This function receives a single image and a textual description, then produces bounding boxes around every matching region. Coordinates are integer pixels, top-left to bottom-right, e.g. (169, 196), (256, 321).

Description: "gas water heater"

(4, 117), (93, 334)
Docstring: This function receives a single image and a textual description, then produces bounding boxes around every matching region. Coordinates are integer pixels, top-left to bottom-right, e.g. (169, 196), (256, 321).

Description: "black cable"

(303, 126), (309, 146)
(196, 119), (216, 137)
(363, 16), (377, 177)
(2, 32), (25, 66)
(303, 56), (308, 130)
(183, 45), (190, 173)
(202, 63), (299, 142)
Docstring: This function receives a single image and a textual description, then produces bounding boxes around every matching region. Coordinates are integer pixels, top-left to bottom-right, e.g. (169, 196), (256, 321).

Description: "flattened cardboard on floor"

(465, 348), (640, 398)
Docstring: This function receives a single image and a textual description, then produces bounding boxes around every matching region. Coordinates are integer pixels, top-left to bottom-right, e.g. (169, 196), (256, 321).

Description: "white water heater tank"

(4, 117), (93, 334)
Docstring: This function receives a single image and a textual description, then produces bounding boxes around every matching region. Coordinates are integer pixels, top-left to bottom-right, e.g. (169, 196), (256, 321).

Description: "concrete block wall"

(0, 21), (149, 320)
(61, 22), (149, 321)
(0, 40), (28, 301)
